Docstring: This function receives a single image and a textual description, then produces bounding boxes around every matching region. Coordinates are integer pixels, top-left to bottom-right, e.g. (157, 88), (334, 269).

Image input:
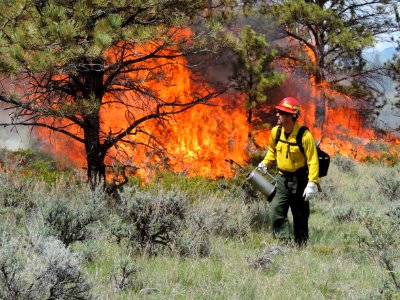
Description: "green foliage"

(329, 205), (357, 222)
(1, 0), (211, 70)
(174, 228), (211, 258)
(247, 201), (270, 231)
(71, 240), (101, 264)
(111, 180), (252, 256)
(189, 203), (251, 240)
(359, 211), (400, 296)
(23, 160), (61, 183)
(209, 206), (251, 239)
(39, 186), (106, 247)
(258, 0), (397, 98)
(0, 0), (231, 188)
(107, 214), (129, 244)
(0, 148), (73, 184)
(386, 50), (400, 98)
(109, 256), (142, 292)
(116, 187), (188, 254)
(1, 152), (400, 298)
(373, 168), (400, 201)
(376, 151), (400, 166)
(332, 153), (356, 173)
(146, 171), (220, 200)
(331, 82), (374, 100)
(0, 234), (92, 299)
(230, 24), (285, 115)
(0, 174), (33, 210)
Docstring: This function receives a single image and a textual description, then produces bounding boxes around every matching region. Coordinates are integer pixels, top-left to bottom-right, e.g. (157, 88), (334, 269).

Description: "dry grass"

(0, 152), (399, 299)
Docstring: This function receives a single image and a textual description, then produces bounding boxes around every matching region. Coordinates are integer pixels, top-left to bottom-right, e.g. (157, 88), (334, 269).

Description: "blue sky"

(372, 32), (399, 51)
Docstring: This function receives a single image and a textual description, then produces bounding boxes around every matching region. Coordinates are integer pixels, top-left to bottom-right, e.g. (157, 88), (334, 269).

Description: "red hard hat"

(275, 97), (300, 114)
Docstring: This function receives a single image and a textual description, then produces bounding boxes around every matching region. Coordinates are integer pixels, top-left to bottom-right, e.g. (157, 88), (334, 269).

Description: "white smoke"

(0, 109), (34, 150)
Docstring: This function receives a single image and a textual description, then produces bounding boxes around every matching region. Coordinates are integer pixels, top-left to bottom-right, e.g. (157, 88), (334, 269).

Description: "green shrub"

(373, 168), (400, 201)
(358, 207), (400, 297)
(107, 214), (129, 244)
(329, 205), (357, 222)
(0, 148), (73, 184)
(71, 240), (101, 263)
(362, 150), (400, 167)
(109, 256), (142, 291)
(146, 171), (219, 197)
(376, 151), (400, 167)
(0, 236), (22, 300)
(39, 186), (106, 247)
(187, 201), (251, 240)
(173, 228), (211, 257)
(0, 234), (92, 299)
(117, 187), (187, 255)
(0, 174), (35, 210)
(24, 160), (61, 183)
(365, 140), (390, 152)
(109, 187), (214, 257)
(208, 206), (251, 239)
(332, 154), (356, 173)
(247, 201), (270, 231)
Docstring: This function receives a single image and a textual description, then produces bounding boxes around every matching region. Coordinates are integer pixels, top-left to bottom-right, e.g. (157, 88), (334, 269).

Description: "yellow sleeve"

(302, 130), (319, 183)
(261, 126), (278, 167)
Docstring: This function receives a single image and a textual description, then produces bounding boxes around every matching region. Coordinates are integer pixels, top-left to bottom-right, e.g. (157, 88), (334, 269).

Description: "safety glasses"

(278, 111), (292, 116)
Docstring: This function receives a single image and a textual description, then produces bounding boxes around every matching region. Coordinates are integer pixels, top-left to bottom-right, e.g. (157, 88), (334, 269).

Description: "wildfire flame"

(254, 76), (399, 159)
(35, 34), (399, 179)
(35, 32), (250, 179)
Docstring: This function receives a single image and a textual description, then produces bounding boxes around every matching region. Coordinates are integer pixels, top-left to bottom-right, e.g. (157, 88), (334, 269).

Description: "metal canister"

(246, 170), (276, 200)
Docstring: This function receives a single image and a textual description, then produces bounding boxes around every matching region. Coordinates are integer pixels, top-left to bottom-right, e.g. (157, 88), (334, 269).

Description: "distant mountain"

(363, 46), (399, 65)
(380, 47), (398, 61)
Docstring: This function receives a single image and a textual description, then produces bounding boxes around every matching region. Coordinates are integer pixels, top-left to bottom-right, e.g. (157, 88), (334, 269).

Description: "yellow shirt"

(261, 124), (319, 183)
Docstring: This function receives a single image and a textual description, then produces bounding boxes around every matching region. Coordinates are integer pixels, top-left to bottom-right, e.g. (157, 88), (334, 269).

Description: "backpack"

(275, 125), (330, 177)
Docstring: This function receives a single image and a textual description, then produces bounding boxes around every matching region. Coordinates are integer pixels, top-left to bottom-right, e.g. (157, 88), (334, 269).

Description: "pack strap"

(275, 125), (308, 155)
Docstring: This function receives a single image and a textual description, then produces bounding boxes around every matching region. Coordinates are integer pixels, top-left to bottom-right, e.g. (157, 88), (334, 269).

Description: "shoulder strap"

(275, 125), (282, 144)
(275, 125), (308, 154)
(296, 126), (308, 155)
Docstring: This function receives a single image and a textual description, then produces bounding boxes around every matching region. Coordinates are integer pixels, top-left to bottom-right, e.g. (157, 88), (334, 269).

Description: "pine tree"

(230, 25), (285, 143)
(0, 0), (228, 191)
(387, 42), (400, 106)
(258, 0), (399, 99)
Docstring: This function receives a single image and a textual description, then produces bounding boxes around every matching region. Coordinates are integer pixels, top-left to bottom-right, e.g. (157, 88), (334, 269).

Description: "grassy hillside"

(0, 148), (399, 299)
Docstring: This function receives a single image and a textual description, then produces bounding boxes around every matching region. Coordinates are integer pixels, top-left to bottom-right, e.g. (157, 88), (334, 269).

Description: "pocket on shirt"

(289, 145), (306, 167)
(276, 143), (283, 155)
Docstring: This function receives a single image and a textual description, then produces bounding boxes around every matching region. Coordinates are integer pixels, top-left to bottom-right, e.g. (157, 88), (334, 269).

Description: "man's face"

(276, 110), (293, 125)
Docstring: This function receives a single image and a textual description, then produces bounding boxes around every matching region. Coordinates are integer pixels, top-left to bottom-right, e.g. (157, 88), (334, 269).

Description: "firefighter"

(257, 97), (319, 246)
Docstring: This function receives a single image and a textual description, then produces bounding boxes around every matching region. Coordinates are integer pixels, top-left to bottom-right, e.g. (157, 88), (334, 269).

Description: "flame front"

(254, 41), (399, 160)
(36, 35), (250, 179)
(35, 34), (399, 179)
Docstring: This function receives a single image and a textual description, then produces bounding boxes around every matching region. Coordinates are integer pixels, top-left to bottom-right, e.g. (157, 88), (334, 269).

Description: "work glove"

(257, 162), (268, 174)
(303, 182), (319, 201)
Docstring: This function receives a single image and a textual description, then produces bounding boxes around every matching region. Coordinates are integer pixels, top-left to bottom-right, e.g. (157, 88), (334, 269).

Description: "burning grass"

(0, 149), (399, 299)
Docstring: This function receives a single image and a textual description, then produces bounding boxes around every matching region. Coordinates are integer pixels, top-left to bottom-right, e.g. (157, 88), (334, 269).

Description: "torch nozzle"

(225, 159), (246, 172)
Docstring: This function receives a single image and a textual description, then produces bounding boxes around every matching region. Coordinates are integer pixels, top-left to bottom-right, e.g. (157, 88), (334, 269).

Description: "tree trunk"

(78, 56), (106, 188)
(84, 121), (106, 189)
(247, 107), (253, 141)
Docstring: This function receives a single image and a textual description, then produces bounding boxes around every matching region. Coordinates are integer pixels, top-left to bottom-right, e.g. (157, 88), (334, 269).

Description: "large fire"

(253, 76), (399, 158)
(35, 33), (250, 179)
(35, 34), (399, 180)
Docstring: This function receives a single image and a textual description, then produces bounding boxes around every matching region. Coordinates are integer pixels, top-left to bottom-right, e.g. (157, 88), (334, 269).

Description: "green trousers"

(269, 173), (310, 246)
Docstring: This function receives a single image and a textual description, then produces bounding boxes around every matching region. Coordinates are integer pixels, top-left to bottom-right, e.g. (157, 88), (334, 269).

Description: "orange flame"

(35, 33), (399, 179)
(35, 31), (249, 179)
(254, 74), (399, 160)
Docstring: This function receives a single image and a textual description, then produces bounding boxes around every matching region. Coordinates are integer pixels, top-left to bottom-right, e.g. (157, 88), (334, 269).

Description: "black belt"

(278, 166), (308, 179)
